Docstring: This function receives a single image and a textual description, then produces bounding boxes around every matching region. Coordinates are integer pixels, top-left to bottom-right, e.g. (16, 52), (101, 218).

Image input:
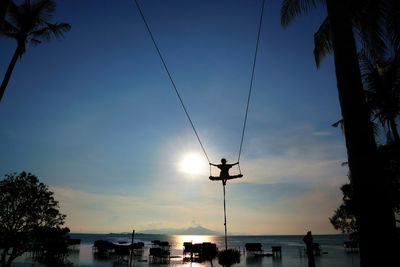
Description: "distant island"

(137, 226), (223, 235)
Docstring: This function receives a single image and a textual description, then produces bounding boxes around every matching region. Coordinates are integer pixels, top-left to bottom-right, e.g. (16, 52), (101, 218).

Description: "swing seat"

(209, 174), (243, 181)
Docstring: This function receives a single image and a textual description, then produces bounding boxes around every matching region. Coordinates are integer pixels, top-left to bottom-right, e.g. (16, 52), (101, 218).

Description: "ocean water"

(13, 233), (360, 266)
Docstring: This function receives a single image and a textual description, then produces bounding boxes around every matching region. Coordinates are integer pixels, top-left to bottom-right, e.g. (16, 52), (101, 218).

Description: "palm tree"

(281, 0), (399, 266)
(0, 0), (70, 102)
(360, 51), (400, 143)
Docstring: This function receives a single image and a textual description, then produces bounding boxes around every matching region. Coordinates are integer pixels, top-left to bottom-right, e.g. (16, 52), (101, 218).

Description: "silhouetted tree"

(0, 0), (70, 102)
(330, 143), (400, 241)
(281, 0), (399, 265)
(0, 171), (67, 267)
(217, 249), (240, 267)
(329, 183), (358, 241)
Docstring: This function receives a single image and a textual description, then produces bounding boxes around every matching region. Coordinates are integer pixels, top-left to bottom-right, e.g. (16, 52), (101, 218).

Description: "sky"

(0, 0), (349, 235)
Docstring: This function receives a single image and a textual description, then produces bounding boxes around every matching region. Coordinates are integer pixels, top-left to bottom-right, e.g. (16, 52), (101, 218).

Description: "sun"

(179, 153), (206, 175)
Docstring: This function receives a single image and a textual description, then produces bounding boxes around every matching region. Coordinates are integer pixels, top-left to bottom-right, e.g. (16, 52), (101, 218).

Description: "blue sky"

(0, 0), (348, 234)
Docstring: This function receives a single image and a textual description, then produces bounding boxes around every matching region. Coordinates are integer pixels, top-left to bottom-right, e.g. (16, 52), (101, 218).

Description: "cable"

(237, 0), (265, 163)
(133, 0), (211, 163)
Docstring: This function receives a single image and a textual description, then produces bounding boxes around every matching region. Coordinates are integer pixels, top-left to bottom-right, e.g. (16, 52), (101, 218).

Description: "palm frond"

(280, 0), (325, 28)
(3, 0), (70, 49)
(30, 38), (41, 46)
(30, 0), (56, 23)
(313, 17), (331, 68)
(5, 1), (21, 28)
(392, 55), (400, 96)
(385, 0), (400, 52)
(353, 0), (388, 58)
(359, 50), (380, 94)
(359, 48), (400, 141)
(0, 20), (18, 35)
(332, 119), (344, 132)
(371, 120), (380, 137)
(0, 31), (19, 40)
(30, 22), (70, 41)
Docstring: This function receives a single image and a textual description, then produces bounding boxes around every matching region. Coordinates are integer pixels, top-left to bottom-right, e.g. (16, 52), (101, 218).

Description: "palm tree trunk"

(326, 0), (398, 266)
(0, 44), (22, 102)
(389, 117), (400, 144)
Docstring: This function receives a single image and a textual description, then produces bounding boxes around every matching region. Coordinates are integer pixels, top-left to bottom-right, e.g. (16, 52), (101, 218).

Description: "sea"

(12, 233), (360, 266)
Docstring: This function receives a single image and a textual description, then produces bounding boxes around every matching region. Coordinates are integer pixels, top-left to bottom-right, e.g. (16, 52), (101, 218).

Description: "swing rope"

(133, 0), (210, 164)
(237, 0), (265, 175)
(133, 0), (265, 170)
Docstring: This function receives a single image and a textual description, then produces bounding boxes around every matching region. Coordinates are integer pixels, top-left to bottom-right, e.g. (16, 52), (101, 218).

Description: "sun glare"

(174, 235), (215, 249)
(179, 153), (206, 175)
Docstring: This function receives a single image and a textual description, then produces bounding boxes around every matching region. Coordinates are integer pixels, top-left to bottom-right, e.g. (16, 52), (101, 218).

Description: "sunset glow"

(174, 235), (215, 249)
(178, 153), (206, 175)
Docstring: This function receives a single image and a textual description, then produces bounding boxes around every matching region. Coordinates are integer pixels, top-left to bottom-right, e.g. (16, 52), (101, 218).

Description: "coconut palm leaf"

(353, 0), (387, 60)
(31, 22), (71, 41)
(280, 0), (324, 28)
(282, 0), (390, 68)
(385, 0), (400, 52)
(0, 0), (70, 102)
(29, 0), (56, 23)
(0, 20), (18, 41)
(360, 50), (400, 142)
(313, 17), (332, 68)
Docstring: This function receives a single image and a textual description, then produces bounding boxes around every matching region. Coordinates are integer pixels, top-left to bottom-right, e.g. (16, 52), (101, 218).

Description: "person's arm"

(233, 162), (239, 166)
(209, 163), (218, 167)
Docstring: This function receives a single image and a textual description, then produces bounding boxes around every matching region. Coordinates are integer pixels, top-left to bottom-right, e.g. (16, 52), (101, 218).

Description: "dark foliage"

(217, 249), (241, 267)
(281, 1), (400, 265)
(329, 183), (358, 241)
(330, 143), (400, 241)
(0, 171), (68, 267)
(360, 51), (400, 143)
(31, 226), (70, 265)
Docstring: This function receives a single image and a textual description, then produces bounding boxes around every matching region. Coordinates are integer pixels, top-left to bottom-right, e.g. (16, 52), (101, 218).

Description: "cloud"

(312, 131), (332, 136)
(238, 126), (347, 186)
(50, 125), (349, 235)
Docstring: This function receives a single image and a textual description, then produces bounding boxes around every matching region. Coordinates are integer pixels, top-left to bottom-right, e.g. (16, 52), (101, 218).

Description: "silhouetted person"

(209, 158), (243, 183)
(303, 231), (316, 267)
(211, 158), (238, 178)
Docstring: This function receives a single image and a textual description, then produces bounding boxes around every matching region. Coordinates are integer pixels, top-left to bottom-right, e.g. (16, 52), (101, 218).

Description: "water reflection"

(246, 255), (262, 266)
(271, 256), (282, 267)
(173, 235), (217, 250)
(14, 234), (359, 266)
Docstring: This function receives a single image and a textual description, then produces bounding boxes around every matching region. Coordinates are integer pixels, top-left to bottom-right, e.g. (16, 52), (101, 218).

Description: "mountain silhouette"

(139, 226), (222, 235)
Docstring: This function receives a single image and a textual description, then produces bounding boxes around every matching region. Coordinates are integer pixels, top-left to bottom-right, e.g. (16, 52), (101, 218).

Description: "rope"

(237, 0), (265, 163)
(222, 181), (228, 250)
(134, 0), (265, 167)
(133, 0), (210, 163)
